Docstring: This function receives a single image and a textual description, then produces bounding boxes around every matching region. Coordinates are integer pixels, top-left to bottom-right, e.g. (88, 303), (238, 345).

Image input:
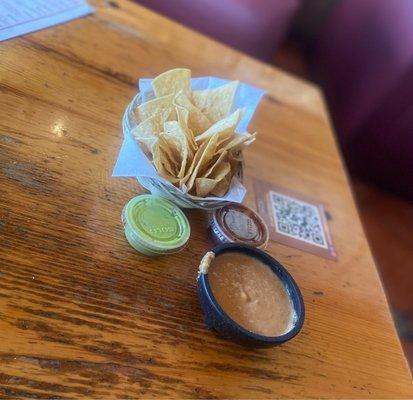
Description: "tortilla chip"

(195, 161), (231, 197)
(152, 68), (192, 98)
(202, 150), (227, 179)
(160, 134), (183, 174)
(186, 132), (219, 192)
(152, 139), (180, 182)
(163, 121), (193, 179)
(174, 91), (211, 135)
(179, 138), (209, 190)
(131, 131), (156, 155)
(175, 104), (189, 125)
(192, 81), (239, 123)
(195, 109), (243, 144)
(175, 105), (197, 152)
(211, 174), (231, 197)
(194, 178), (216, 197)
(134, 93), (175, 122)
(216, 134), (234, 150)
(131, 112), (166, 153)
(217, 132), (257, 154)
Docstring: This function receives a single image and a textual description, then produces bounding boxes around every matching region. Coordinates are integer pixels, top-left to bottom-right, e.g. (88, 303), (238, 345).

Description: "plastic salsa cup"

(122, 194), (190, 256)
(210, 203), (269, 249)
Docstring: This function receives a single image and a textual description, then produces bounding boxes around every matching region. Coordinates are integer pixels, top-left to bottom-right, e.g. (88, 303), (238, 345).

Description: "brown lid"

(211, 203), (269, 249)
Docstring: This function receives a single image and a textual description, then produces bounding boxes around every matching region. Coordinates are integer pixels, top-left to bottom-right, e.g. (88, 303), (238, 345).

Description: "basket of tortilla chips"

(120, 68), (264, 209)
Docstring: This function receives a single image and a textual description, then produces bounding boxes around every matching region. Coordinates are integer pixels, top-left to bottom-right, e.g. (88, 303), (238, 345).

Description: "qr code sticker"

(270, 191), (328, 249)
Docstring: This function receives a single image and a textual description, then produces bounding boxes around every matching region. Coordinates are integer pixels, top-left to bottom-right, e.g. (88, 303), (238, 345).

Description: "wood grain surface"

(0, 0), (412, 398)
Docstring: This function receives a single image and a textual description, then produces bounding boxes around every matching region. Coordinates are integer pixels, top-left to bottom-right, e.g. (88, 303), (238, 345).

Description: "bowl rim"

(199, 243), (305, 343)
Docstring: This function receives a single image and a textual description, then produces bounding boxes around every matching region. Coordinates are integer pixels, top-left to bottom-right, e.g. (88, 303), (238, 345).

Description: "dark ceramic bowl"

(197, 243), (305, 347)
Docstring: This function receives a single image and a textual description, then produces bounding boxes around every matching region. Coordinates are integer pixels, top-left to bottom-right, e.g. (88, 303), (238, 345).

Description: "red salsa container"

(210, 203), (269, 249)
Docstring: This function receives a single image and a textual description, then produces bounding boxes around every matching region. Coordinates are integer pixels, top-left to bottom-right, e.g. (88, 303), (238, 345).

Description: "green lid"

(122, 195), (190, 256)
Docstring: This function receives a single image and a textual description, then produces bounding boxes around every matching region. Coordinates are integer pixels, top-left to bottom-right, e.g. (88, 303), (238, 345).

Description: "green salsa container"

(122, 195), (190, 256)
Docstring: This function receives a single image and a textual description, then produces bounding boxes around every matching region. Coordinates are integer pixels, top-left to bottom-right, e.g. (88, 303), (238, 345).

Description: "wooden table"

(0, 1), (412, 398)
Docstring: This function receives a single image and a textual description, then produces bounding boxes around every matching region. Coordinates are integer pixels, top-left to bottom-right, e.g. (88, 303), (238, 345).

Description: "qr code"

(270, 191), (328, 248)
